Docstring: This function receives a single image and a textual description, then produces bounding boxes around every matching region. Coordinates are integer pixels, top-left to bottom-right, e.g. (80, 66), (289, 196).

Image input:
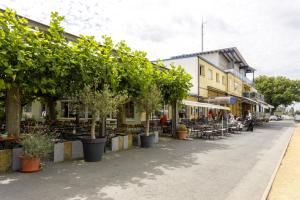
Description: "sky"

(0, 0), (300, 80)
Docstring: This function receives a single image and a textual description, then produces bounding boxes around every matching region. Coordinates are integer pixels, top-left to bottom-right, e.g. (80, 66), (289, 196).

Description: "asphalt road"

(0, 120), (295, 200)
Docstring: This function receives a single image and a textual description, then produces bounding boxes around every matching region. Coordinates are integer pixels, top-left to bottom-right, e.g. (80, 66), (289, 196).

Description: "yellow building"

(162, 47), (258, 118)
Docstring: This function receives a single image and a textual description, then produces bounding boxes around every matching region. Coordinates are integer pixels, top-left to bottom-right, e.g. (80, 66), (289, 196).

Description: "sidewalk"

(268, 123), (300, 200)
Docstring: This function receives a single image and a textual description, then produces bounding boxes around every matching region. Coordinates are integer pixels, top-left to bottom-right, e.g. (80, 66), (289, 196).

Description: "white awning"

(182, 100), (230, 111)
(241, 97), (257, 105)
(261, 104), (269, 109)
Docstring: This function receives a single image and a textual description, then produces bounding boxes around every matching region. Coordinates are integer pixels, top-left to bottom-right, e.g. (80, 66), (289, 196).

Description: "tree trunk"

(100, 117), (106, 137)
(5, 87), (21, 136)
(75, 107), (80, 126)
(145, 112), (150, 136)
(117, 104), (125, 127)
(171, 101), (177, 137)
(47, 99), (57, 121)
(90, 114), (96, 139)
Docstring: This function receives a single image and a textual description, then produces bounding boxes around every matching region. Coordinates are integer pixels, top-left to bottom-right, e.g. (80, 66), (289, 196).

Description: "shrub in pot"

(177, 124), (188, 140)
(80, 85), (127, 162)
(19, 133), (53, 172)
(136, 84), (162, 148)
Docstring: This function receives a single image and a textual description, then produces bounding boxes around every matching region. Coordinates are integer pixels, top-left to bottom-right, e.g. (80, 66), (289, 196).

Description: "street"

(0, 121), (295, 200)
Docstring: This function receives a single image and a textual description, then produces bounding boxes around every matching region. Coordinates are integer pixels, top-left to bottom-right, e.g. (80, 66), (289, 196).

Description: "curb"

(260, 126), (295, 200)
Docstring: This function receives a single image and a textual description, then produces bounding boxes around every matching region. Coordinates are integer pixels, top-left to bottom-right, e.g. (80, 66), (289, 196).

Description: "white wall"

(201, 53), (219, 67)
(162, 57), (198, 95)
(218, 54), (230, 69)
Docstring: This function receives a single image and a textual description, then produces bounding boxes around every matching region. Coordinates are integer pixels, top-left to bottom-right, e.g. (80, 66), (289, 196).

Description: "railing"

(225, 69), (253, 86)
(243, 92), (265, 101)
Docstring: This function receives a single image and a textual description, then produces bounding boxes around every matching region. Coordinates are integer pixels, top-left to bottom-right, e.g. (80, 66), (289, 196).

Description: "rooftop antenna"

(201, 17), (206, 52)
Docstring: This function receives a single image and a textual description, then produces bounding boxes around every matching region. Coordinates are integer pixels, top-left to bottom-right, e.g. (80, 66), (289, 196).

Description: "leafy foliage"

(0, 8), (36, 90)
(255, 76), (300, 109)
(0, 8), (193, 137)
(136, 84), (162, 136)
(155, 64), (192, 104)
(80, 84), (127, 138)
(81, 85), (127, 119)
(114, 41), (154, 98)
(136, 84), (162, 114)
(177, 124), (187, 131)
(19, 133), (54, 158)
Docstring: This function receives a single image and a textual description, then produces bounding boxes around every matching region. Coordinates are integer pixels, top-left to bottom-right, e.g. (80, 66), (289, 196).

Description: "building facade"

(161, 47), (270, 119)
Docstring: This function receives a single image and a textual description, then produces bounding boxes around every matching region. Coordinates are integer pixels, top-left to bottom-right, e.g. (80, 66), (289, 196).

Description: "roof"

(0, 8), (78, 41)
(163, 47), (255, 73)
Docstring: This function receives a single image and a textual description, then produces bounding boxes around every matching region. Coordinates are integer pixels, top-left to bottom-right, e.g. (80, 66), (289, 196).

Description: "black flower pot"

(140, 134), (155, 148)
(81, 137), (106, 162)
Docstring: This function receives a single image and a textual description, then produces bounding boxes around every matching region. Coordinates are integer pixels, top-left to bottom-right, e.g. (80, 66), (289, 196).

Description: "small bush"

(19, 133), (54, 158)
(177, 124), (187, 131)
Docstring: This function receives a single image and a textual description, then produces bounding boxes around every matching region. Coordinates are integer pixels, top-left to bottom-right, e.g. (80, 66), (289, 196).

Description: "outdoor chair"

(212, 124), (223, 139)
(228, 123), (240, 134)
(188, 125), (201, 138)
(201, 126), (214, 139)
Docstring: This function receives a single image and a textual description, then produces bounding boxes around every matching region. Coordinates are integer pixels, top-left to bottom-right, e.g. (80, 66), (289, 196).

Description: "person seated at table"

(229, 113), (237, 123)
(160, 114), (168, 126)
(160, 114), (168, 133)
(208, 109), (215, 121)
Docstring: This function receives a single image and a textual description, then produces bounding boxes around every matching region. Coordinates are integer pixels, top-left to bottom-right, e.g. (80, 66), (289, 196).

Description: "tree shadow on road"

(0, 138), (229, 200)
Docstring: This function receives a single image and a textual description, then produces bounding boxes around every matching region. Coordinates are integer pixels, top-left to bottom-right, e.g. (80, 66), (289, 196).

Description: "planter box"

(123, 135), (128, 150)
(54, 142), (64, 163)
(71, 140), (83, 160)
(133, 133), (143, 147)
(111, 136), (119, 152)
(12, 148), (23, 171)
(128, 133), (133, 149)
(118, 135), (124, 151)
(154, 131), (159, 143)
(64, 141), (72, 161)
(0, 149), (12, 173)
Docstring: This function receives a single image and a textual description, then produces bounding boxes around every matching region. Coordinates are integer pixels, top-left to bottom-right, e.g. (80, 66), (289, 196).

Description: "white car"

(295, 115), (300, 122)
(269, 115), (278, 121)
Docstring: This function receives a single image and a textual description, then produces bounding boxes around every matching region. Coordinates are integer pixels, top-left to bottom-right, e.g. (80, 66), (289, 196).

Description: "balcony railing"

(243, 92), (264, 101)
(225, 69), (253, 86)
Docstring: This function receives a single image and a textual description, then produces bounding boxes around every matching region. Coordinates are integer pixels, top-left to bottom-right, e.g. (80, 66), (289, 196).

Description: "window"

(61, 102), (69, 118)
(216, 73), (220, 83)
(208, 69), (213, 80)
(234, 81), (238, 90)
(125, 101), (135, 118)
(229, 79), (234, 90)
(199, 65), (205, 76)
(23, 103), (32, 112)
(222, 76), (225, 85)
(60, 101), (85, 118)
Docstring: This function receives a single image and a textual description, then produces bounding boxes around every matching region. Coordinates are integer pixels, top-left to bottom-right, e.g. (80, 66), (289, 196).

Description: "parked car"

(270, 115), (279, 121)
(295, 114), (300, 123)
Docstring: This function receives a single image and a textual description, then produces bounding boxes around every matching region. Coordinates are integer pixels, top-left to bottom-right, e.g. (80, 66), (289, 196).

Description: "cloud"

(0, 0), (299, 79)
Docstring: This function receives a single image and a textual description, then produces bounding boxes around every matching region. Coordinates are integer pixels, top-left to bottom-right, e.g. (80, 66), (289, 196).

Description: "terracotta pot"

(177, 131), (188, 140)
(20, 156), (41, 173)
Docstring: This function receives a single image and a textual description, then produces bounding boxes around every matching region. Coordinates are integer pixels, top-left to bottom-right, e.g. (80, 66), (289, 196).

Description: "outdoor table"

(0, 136), (19, 149)
(0, 136), (19, 142)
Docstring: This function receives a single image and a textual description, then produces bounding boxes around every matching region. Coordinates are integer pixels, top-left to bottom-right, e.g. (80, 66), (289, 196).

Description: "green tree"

(114, 41), (155, 125)
(255, 76), (300, 110)
(155, 64), (192, 134)
(35, 12), (72, 121)
(0, 8), (40, 136)
(136, 84), (162, 136)
(80, 85), (127, 139)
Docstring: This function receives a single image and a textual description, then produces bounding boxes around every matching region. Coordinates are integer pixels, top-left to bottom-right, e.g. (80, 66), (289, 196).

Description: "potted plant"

(80, 85), (127, 162)
(19, 133), (53, 172)
(177, 124), (188, 140)
(136, 84), (162, 148)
